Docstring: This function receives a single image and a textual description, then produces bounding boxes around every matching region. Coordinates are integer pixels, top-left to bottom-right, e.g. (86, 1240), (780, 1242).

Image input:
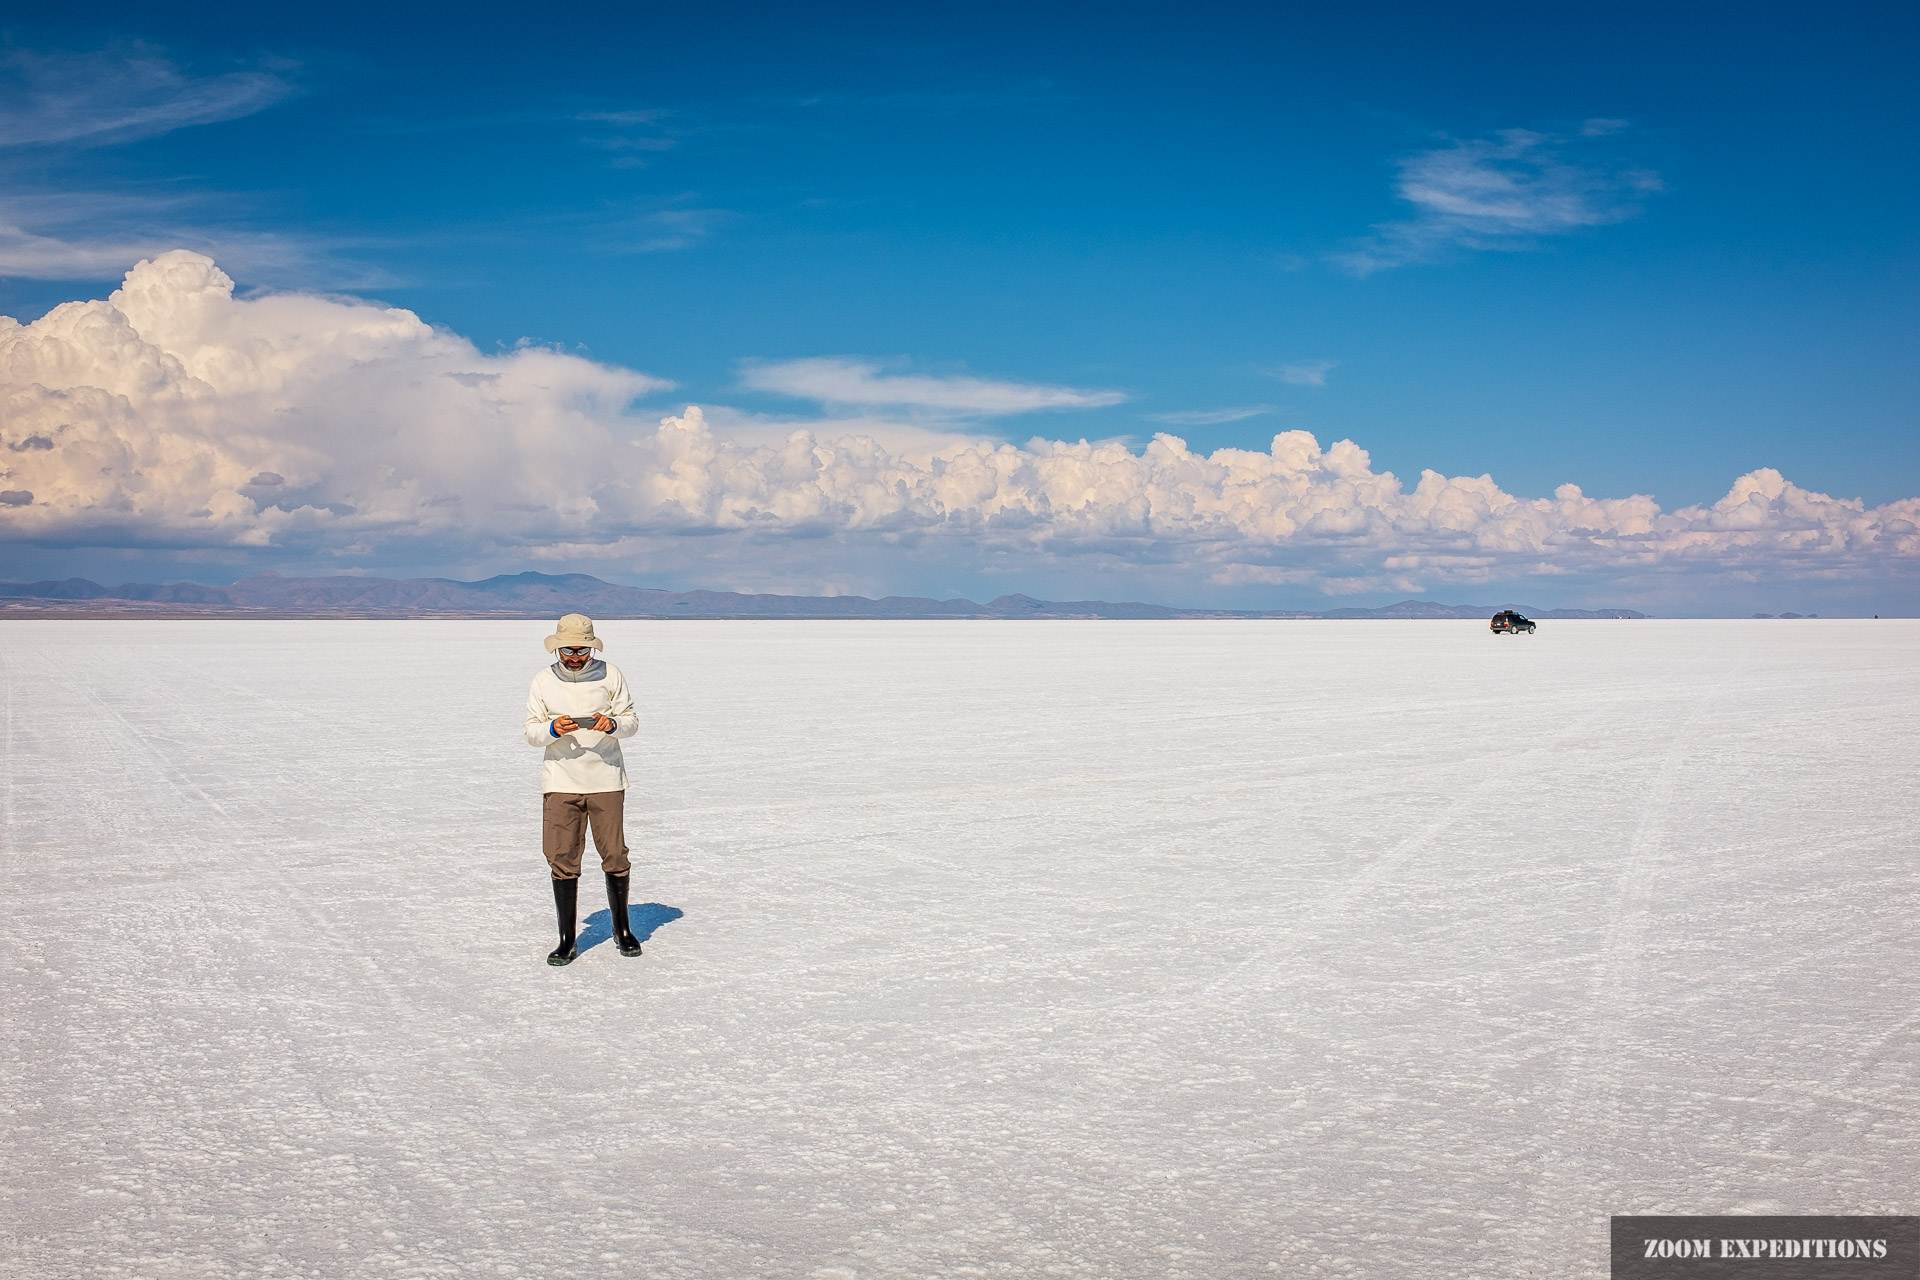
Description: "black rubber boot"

(607, 872), (643, 956)
(547, 876), (579, 966)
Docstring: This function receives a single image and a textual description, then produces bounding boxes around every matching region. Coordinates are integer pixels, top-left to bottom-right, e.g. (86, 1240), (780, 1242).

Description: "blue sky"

(0, 2), (1915, 611)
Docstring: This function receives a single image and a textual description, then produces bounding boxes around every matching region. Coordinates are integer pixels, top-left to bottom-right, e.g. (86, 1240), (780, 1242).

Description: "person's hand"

(583, 712), (614, 732)
(552, 715), (580, 735)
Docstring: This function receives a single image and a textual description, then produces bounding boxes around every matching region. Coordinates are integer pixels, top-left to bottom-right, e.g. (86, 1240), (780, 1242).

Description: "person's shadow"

(578, 901), (685, 954)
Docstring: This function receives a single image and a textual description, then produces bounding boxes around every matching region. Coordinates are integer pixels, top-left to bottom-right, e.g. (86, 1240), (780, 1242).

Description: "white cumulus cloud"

(0, 252), (666, 550)
(2, 253), (1915, 601)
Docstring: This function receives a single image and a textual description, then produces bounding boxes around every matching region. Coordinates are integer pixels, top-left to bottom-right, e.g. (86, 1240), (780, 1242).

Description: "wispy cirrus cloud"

(574, 105), (682, 169)
(740, 357), (1127, 416)
(575, 108), (671, 127)
(0, 217), (162, 279)
(1264, 360), (1336, 387)
(1147, 405), (1275, 426)
(1336, 122), (1663, 275)
(0, 47), (323, 284)
(0, 190), (397, 286)
(784, 80), (1064, 116)
(0, 47), (294, 149)
(607, 205), (730, 253)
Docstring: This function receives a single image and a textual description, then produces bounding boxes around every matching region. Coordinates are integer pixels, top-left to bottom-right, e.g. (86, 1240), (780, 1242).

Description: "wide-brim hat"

(544, 612), (603, 653)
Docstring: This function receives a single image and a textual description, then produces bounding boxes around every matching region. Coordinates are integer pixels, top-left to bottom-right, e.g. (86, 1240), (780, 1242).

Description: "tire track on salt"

(1523, 654), (1742, 1262)
(69, 639), (541, 1269)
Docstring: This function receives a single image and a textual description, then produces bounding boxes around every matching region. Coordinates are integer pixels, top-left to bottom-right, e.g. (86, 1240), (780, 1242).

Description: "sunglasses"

(558, 646), (593, 657)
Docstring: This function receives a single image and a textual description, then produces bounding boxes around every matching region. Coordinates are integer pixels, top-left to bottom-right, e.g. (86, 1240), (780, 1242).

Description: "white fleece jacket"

(523, 661), (640, 794)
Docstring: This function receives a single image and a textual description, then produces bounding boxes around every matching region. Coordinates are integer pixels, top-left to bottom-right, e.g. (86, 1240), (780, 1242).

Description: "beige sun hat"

(544, 612), (603, 653)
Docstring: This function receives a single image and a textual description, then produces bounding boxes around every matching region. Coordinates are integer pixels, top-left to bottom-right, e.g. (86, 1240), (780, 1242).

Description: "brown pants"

(542, 790), (631, 879)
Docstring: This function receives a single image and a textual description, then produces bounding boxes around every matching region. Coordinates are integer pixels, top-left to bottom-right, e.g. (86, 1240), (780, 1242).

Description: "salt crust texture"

(2, 619), (1916, 1278)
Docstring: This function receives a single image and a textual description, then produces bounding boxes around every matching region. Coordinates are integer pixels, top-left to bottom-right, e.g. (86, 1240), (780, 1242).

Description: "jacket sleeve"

(606, 667), (639, 740)
(524, 676), (558, 747)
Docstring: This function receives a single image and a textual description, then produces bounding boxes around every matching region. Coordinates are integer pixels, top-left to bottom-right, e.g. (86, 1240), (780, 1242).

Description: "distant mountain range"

(0, 571), (1650, 620)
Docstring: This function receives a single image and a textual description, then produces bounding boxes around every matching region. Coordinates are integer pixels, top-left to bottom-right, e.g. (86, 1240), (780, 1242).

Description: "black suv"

(1490, 610), (1536, 634)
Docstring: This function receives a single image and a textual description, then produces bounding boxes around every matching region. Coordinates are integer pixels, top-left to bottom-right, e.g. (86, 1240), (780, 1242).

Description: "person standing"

(523, 613), (644, 965)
